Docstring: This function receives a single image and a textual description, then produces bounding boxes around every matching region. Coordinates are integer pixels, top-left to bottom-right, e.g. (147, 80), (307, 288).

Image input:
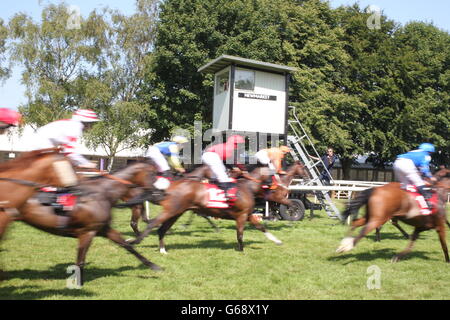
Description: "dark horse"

(1, 161), (162, 286)
(127, 167), (276, 252)
(124, 165), (219, 236)
(0, 148), (76, 240)
(130, 164), (309, 253)
(336, 171), (450, 262)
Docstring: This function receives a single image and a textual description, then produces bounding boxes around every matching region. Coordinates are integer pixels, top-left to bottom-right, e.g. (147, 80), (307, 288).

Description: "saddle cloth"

(204, 180), (237, 209)
(404, 185), (438, 215)
(39, 187), (77, 214)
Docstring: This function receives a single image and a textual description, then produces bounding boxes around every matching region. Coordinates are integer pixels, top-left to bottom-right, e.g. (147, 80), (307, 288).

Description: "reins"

(0, 177), (48, 189)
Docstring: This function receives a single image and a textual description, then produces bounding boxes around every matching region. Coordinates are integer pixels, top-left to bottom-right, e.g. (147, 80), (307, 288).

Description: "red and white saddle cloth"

(40, 187), (77, 211)
(204, 179), (238, 209)
(405, 185), (438, 215)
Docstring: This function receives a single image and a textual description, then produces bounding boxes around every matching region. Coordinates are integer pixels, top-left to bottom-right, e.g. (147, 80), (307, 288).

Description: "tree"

(8, 1), (159, 170)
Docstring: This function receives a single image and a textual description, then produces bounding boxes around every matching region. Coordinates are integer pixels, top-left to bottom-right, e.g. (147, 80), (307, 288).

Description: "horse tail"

(341, 187), (375, 222)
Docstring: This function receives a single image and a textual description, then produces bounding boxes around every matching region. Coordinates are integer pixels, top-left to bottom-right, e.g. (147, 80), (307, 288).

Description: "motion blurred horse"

(337, 169), (450, 262)
(123, 165), (219, 236)
(1, 161), (162, 286)
(0, 148), (76, 239)
(130, 165), (308, 253)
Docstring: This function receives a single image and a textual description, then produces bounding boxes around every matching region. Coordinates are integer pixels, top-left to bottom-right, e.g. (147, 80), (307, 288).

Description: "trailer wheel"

(279, 199), (305, 221)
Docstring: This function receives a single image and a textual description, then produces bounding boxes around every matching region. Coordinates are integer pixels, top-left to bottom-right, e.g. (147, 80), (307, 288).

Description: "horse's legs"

(203, 216), (220, 233)
(129, 210), (177, 245)
(157, 215), (182, 254)
(248, 214), (282, 245)
(235, 214), (249, 251)
(391, 219), (410, 239)
(436, 221), (449, 263)
(130, 205), (143, 236)
(391, 228), (421, 263)
(180, 212), (195, 229)
(104, 228), (162, 271)
(0, 211), (13, 240)
(76, 231), (96, 286)
(337, 217), (390, 253)
(375, 227), (381, 242)
(140, 203), (150, 224)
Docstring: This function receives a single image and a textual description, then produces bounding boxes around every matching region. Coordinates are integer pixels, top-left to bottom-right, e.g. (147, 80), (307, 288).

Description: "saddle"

(204, 179), (238, 209)
(36, 187), (78, 216)
(404, 185), (438, 215)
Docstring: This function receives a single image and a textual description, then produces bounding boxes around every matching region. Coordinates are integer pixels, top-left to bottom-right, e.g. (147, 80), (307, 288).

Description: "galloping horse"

(259, 161), (310, 205)
(0, 148), (75, 238)
(124, 165), (219, 236)
(129, 165), (309, 253)
(336, 171), (450, 262)
(2, 161), (162, 285)
(126, 167), (273, 251)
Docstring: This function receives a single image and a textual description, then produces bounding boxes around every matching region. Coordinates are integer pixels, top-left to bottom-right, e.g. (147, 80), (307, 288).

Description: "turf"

(0, 201), (449, 300)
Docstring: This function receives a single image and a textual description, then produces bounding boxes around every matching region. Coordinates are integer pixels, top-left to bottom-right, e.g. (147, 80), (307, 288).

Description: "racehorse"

(336, 170), (450, 262)
(259, 161), (310, 205)
(1, 161), (162, 286)
(0, 148), (76, 239)
(129, 164), (309, 253)
(123, 165), (220, 236)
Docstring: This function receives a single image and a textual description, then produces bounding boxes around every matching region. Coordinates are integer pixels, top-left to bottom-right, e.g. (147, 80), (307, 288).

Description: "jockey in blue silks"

(145, 136), (188, 189)
(393, 143), (437, 208)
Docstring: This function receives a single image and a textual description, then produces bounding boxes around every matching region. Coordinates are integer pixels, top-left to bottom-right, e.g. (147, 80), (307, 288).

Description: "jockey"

(202, 135), (245, 198)
(145, 135), (189, 189)
(255, 146), (291, 185)
(32, 109), (100, 169)
(393, 142), (436, 208)
(0, 108), (21, 134)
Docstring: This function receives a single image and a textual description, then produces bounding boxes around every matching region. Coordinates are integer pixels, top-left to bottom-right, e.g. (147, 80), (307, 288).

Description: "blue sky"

(0, 0), (449, 110)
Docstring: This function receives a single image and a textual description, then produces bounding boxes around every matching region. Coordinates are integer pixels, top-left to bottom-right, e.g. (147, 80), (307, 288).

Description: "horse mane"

(0, 148), (60, 173)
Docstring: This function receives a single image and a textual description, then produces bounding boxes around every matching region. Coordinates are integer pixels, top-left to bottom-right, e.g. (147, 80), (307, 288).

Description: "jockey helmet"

(418, 143), (435, 153)
(280, 146), (291, 153)
(0, 108), (21, 126)
(227, 135), (245, 145)
(172, 135), (189, 144)
(72, 109), (100, 122)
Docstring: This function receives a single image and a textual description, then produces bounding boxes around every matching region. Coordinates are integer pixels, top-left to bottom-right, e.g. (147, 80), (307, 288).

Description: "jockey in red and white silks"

(0, 108), (21, 135)
(201, 135), (245, 184)
(32, 109), (100, 169)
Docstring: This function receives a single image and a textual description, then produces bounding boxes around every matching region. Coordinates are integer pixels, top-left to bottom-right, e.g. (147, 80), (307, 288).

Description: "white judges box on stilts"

(198, 55), (296, 136)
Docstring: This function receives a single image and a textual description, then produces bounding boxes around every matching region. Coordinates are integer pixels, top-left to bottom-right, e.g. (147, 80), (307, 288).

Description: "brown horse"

(336, 172), (450, 262)
(124, 165), (218, 236)
(0, 148), (76, 239)
(2, 161), (162, 286)
(259, 161), (310, 205)
(129, 165), (309, 253)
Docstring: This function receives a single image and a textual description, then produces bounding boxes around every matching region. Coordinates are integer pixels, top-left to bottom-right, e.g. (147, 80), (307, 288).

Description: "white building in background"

(0, 125), (147, 170)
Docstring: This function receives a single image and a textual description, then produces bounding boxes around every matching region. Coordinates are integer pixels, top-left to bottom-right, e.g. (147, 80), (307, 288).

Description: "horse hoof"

(336, 237), (354, 253)
(151, 264), (163, 272)
(391, 256), (400, 263)
(159, 248), (168, 255)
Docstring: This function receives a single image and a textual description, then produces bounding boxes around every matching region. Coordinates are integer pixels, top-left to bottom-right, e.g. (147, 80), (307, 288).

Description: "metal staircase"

(286, 106), (341, 219)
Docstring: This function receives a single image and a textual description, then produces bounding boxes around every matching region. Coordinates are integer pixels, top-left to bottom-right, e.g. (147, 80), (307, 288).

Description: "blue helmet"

(418, 143), (435, 153)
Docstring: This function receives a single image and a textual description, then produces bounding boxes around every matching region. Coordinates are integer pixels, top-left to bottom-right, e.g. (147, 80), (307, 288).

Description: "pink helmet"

(0, 108), (22, 126)
(227, 135), (245, 145)
(72, 109), (100, 122)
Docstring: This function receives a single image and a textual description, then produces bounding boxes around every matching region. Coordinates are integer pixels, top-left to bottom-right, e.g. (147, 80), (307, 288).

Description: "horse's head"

(123, 161), (158, 189)
(291, 161), (311, 180)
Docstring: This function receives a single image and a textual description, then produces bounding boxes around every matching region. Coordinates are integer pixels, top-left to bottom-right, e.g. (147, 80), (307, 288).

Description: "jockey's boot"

(218, 182), (236, 201)
(417, 185), (433, 208)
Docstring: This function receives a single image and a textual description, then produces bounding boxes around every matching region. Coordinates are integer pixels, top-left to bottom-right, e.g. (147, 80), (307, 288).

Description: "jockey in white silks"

(32, 109), (100, 169)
